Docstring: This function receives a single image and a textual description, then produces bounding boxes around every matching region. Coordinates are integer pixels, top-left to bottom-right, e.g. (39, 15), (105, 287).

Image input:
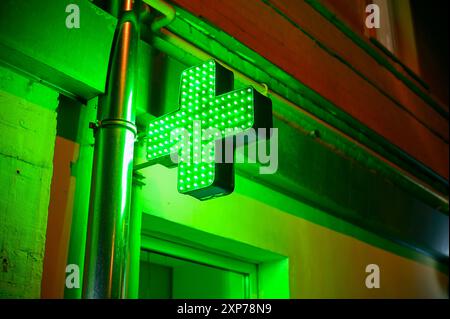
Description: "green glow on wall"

(146, 60), (272, 200)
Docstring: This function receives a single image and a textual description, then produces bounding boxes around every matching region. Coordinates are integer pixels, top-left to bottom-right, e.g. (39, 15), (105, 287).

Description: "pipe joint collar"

(99, 118), (137, 136)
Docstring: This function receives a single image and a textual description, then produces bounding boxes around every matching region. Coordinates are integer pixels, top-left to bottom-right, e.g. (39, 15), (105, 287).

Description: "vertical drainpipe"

(121, 0), (175, 298)
(83, 0), (139, 298)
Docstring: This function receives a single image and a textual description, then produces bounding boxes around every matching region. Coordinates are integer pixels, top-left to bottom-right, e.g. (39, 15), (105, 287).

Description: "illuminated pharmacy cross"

(146, 60), (272, 200)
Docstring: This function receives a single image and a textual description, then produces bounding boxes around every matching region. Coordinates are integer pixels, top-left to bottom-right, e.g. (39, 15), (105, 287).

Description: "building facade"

(0, 0), (448, 298)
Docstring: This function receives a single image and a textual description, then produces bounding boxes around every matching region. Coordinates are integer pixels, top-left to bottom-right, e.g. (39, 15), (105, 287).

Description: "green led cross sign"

(146, 60), (272, 200)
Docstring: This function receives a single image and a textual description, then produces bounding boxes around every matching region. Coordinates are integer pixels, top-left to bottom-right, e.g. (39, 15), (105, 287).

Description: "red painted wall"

(173, 0), (449, 180)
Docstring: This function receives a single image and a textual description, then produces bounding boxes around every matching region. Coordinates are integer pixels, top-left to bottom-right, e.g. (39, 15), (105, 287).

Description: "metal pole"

(125, 171), (145, 298)
(83, 0), (139, 298)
